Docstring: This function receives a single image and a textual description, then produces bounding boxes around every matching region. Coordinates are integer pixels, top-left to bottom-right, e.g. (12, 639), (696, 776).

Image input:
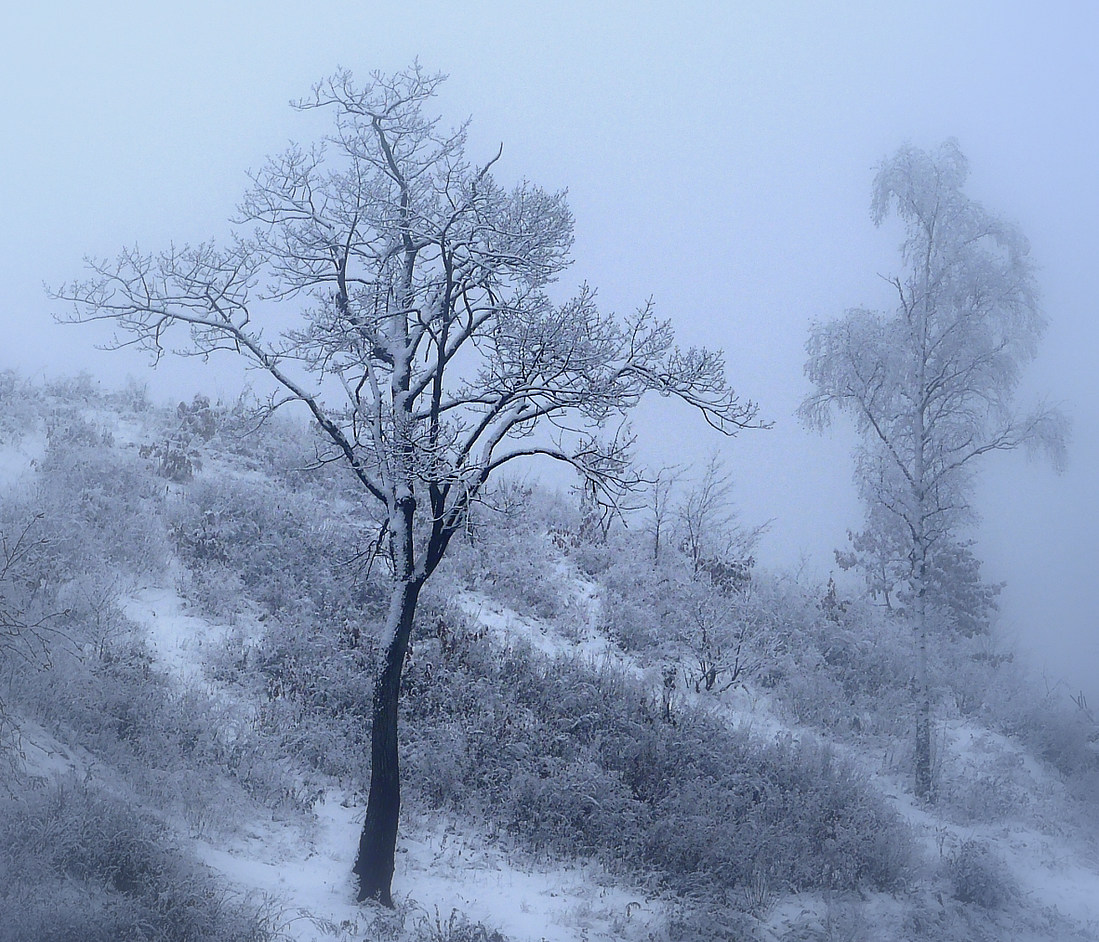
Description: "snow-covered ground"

(0, 433), (44, 488)
(123, 586), (244, 691)
(459, 566), (1099, 940)
(111, 582), (667, 942)
(18, 551), (1099, 940)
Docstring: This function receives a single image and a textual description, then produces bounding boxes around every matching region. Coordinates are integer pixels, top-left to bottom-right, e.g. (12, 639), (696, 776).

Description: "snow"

(187, 787), (665, 942)
(19, 543), (1099, 941)
(457, 576), (792, 746)
(396, 818), (665, 942)
(122, 586), (229, 689)
(458, 591), (568, 661)
(109, 576), (666, 942)
(462, 564), (1099, 940)
(873, 717), (1099, 934)
(0, 433), (44, 488)
(191, 793), (367, 941)
(1015, 849), (1099, 932)
(16, 718), (97, 785)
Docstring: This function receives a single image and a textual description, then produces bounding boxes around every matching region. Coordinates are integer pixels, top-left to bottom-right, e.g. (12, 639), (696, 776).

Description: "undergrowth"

(0, 778), (274, 942)
(256, 597), (912, 905)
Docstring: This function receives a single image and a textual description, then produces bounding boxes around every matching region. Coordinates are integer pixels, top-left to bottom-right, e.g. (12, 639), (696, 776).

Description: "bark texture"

(354, 578), (421, 905)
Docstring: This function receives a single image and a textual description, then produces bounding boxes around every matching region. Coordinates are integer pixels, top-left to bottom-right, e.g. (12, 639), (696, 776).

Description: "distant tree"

(54, 66), (762, 904)
(835, 504), (1002, 637)
(678, 453), (767, 588)
(644, 464), (680, 564)
(800, 140), (1067, 800)
(681, 585), (758, 693)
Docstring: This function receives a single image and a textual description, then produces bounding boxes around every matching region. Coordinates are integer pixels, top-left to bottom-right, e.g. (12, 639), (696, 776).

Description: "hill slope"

(2, 375), (1098, 941)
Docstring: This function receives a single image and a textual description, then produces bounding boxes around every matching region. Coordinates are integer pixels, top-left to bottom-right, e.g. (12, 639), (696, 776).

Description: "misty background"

(1, 2), (1094, 697)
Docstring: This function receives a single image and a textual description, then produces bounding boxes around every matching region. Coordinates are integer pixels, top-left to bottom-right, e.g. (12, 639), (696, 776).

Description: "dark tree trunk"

(353, 577), (421, 906)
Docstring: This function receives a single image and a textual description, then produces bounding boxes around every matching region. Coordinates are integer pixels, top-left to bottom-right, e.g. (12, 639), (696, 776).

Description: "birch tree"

(800, 140), (1067, 800)
(53, 65), (761, 904)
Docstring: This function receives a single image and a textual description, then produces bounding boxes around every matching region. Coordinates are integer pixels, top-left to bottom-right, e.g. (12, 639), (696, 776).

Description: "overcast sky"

(2, 2), (1096, 696)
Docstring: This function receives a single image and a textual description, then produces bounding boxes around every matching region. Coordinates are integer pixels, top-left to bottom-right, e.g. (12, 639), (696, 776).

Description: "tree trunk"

(913, 553), (933, 802)
(354, 577), (421, 905)
(914, 685), (932, 800)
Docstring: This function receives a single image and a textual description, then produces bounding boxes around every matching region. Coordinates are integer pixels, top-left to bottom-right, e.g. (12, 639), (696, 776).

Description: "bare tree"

(53, 66), (762, 904)
(645, 464), (680, 563)
(678, 453), (768, 586)
(684, 592), (756, 694)
(801, 140), (1067, 800)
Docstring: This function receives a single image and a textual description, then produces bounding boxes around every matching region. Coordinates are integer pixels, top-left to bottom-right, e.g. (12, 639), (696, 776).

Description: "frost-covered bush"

(10, 604), (300, 822)
(774, 898), (870, 942)
(730, 576), (914, 739)
(0, 780), (273, 941)
(947, 840), (1014, 909)
(596, 544), (923, 738)
(0, 506), (56, 640)
(640, 734), (911, 895)
(35, 433), (169, 580)
(501, 757), (645, 857)
(596, 545), (778, 695)
(948, 648), (1099, 813)
(397, 609), (913, 896)
(945, 772), (1027, 824)
(0, 370), (45, 444)
(169, 475), (385, 624)
(444, 493), (569, 622)
(596, 549), (685, 656)
(252, 614), (376, 783)
(51, 573), (142, 661)
(205, 402), (321, 482)
(997, 695), (1099, 816)
(663, 903), (756, 942)
(456, 525), (565, 620)
(178, 563), (251, 621)
(1004, 696), (1095, 778)
(415, 909), (511, 942)
(137, 393), (221, 483)
(255, 588), (911, 901)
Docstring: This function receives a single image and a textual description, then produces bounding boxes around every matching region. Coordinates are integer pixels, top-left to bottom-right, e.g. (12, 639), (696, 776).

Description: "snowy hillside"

(2, 377), (1098, 941)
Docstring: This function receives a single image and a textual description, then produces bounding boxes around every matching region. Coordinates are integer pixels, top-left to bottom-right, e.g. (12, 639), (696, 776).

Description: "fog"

(2, 2), (1095, 696)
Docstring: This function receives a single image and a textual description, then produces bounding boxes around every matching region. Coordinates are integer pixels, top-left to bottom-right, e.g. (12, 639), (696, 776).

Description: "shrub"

(947, 840), (1014, 910)
(961, 777), (1019, 823)
(169, 476), (385, 625)
(35, 437), (169, 580)
(446, 517), (567, 621)
(415, 909), (511, 942)
(252, 614), (375, 784)
(0, 780), (273, 941)
(263, 596), (913, 903)
(9, 600), (302, 823)
(0, 370), (45, 444)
